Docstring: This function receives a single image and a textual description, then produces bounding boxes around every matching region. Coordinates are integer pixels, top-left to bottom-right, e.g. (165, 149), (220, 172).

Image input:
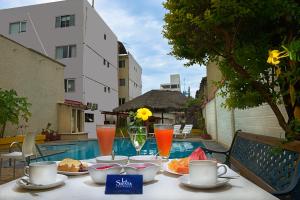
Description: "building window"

(119, 98), (125, 105)
(64, 79), (75, 92)
(104, 34), (106, 40)
(162, 85), (171, 89)
(9, 21), (26, 34)
(103, 58), (106, 65)
(119, 60), (125, 68)
(104, 86), (111, 93)
(171, 84), (178, 89)
(56, 45), (76, 59)
(55, 15), (75, 28)
(85, 113), (94, 122)
(107, 62), (110, 68)
(119, 79), (125, 86)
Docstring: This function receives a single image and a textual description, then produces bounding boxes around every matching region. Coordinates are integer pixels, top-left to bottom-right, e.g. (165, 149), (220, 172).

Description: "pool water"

(38, 139), (205, 161)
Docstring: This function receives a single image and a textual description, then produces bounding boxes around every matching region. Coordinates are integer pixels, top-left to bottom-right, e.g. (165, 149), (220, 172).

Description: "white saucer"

(179, 175), (229, 189)
(16, 174), (68, 190)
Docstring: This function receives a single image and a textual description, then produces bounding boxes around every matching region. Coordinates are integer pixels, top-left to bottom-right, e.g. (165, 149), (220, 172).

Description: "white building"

(160, 74), (181, 92)
(118, 41), (142, 105)
(0, 0), (118, 138)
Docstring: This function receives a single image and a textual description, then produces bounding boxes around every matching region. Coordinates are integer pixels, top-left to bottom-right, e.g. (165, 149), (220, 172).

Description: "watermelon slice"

(189, 147), (207, 160)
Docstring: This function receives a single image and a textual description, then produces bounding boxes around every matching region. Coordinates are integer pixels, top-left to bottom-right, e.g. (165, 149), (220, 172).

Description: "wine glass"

(128, 126), (147, 155)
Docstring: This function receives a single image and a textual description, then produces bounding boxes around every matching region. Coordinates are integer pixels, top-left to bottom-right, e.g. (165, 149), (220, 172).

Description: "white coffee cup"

(24, 161), (57, 185)
(189, 160), (227, 185)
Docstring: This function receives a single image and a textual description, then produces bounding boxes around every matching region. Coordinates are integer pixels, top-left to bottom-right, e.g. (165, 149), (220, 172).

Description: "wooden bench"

(202, 130), (300, 199)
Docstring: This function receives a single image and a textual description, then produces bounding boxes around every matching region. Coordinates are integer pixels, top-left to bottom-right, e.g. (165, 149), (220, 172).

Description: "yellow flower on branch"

(267, 50), (288, 65)
(136, 108), (152, 121)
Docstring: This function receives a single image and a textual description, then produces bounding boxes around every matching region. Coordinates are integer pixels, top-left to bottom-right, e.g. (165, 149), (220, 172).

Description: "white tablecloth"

(0, 165), (278, 200)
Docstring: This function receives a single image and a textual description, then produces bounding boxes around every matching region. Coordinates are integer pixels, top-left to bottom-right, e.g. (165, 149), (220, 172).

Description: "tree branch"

(227, 56), (289, 132)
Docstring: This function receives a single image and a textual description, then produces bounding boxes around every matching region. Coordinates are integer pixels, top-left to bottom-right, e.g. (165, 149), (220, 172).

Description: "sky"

(0, 0), (206, 97)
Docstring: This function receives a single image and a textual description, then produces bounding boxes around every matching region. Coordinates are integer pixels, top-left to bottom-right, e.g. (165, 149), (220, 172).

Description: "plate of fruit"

(163, 148), (208, 175)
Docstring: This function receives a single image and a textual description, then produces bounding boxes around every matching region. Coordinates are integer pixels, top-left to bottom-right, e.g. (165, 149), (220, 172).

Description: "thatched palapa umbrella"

(113, 90), (188, 123)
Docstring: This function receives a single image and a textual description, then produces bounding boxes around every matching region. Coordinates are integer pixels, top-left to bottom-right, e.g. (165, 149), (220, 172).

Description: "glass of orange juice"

(96, 125), (115, 156)
(154, 124), (173, 159)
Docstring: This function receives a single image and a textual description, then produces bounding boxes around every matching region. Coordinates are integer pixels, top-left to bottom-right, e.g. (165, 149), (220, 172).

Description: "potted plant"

(41, 123), (60, 141)
(200, 129), (212, 140)
(0, 89), (31, 138)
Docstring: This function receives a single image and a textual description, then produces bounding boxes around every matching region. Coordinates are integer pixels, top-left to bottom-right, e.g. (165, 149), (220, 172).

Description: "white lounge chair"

(173, 125), (182, 138)
(180, 124), (193, 138)
(0, 132), (37, 179)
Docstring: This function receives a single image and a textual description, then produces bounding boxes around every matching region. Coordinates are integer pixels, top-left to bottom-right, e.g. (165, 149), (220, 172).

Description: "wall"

(235, 104), (287, 139)
(0, 35), (64, 136)
(82, 0), (118, 138)
(0, 0), (85, 102)
(215, 92), (234, 146)
(118, 54), (129, 102)
(204, 99), (217, 140)
(128, 52), (142, 100)
(206, 61), (222, 100)
(203, 90), (288, 147)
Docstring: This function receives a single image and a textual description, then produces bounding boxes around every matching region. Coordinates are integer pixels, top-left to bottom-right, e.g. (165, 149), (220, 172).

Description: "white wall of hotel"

(0, 0), (118, 138)
(202, 90), (288, 147)
(128, 52), (142, 100)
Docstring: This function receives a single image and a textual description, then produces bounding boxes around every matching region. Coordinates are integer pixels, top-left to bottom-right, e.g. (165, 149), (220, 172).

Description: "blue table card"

(105, 175), (143, 194)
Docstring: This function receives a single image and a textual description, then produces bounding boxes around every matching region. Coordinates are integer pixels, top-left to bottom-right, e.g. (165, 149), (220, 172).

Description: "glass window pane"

(9, 22), (19, 34)
(20, 22), (26, 32)
(56, 47), (64, 59)
(65, 20), (70, 27)
(69, 45), (76, 57)
(70, 15), (75, 26)
(64, 79), (67, 92)
(67, 79), (75, 92)
(55, 16), (61, 28)
(62, 46), (68, 58)
(119, 79), (125, 86)
(61, 21), (66, 27)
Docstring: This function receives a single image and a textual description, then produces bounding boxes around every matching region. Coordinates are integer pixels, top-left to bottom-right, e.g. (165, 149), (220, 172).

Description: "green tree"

(0, 89), (31, 138)
(163, 0), (300, 140)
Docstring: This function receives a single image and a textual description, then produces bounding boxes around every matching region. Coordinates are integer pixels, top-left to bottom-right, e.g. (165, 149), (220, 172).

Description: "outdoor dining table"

(0, 162), (278, 200)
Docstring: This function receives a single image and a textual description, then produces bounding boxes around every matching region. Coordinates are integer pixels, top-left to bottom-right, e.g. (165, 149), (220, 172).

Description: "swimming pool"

(38, 139), (205, 161)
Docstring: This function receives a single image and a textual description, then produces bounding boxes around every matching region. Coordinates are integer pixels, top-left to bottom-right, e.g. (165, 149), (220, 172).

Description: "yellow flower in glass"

(136, 108), (152, 121)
